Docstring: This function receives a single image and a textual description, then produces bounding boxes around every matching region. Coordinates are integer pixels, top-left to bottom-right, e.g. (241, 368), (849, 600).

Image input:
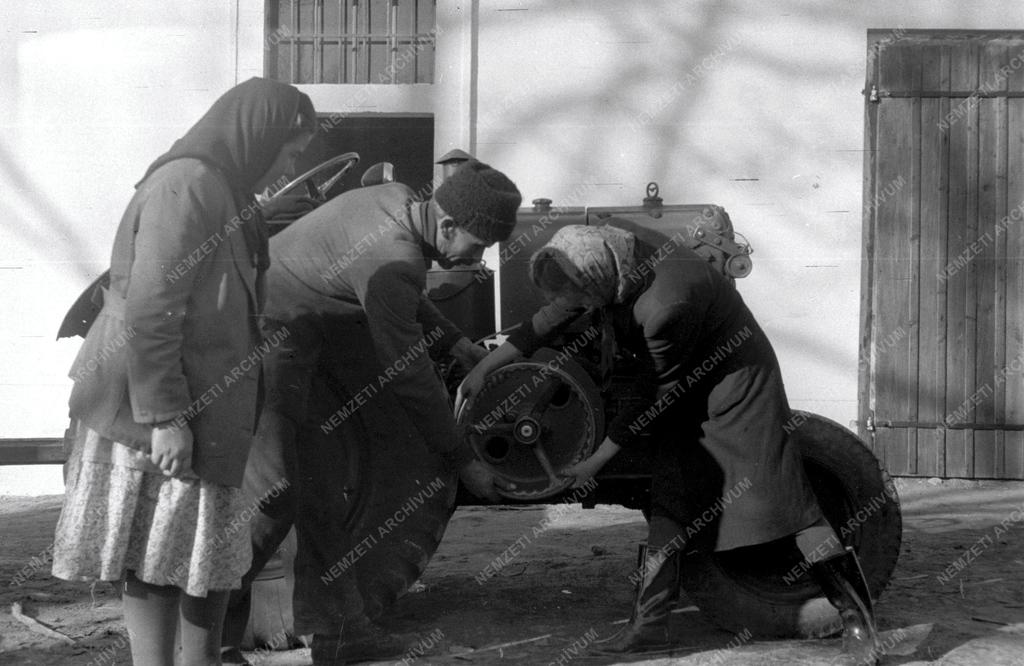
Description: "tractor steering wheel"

(266, 151), (360, 210)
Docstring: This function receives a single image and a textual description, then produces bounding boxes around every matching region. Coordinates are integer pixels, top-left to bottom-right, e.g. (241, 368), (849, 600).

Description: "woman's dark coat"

(67, 78), (311, 487)
(510, 228), (821, 551)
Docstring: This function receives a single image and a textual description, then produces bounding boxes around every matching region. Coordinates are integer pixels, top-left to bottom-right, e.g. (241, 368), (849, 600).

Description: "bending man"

(223, 160), (522, 666)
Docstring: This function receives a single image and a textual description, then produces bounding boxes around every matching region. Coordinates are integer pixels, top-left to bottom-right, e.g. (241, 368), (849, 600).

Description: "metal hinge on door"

(867, 86), (1024, 100)
(852, 411), (877, 449)
(870, 419), (1024, 431)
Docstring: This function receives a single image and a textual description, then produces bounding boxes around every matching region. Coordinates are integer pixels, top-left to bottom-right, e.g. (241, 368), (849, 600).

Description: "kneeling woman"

(458, 224), (881, 663)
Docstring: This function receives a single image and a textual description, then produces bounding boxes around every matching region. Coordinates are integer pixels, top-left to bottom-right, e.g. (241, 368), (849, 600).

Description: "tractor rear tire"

(677, 411), (902, 638)
(245, 362), (458, 647)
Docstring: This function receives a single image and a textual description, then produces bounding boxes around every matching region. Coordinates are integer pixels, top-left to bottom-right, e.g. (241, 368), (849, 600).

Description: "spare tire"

(677, 411), (902, 638)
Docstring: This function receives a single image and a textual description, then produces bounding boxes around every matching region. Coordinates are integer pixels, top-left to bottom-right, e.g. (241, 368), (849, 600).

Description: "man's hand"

(450, 336), (488, 375)
(458, 459), (513, 502)
(454, 364), (488, 415)
(453, 340), (523, 415)
(150, 422), (194, 478)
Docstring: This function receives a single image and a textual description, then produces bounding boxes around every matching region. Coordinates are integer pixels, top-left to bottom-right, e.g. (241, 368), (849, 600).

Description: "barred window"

(265, 0), (436, 84)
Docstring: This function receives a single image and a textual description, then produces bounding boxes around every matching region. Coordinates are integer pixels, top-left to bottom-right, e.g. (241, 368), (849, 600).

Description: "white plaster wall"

(0, 1), (1020, 493)
(0, 1), (238, 492)
(468, 0), (1020, 427)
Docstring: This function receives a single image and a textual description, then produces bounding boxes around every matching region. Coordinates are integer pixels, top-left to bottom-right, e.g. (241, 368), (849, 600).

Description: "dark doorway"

(298, 114), (435, 198)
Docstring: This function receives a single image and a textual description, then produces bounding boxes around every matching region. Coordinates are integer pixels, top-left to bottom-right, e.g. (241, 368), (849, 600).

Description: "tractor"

(57, 153), (902, 647)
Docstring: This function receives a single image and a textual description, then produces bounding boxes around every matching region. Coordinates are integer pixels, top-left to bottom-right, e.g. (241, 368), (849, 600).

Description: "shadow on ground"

(1, 479), (1023, 664)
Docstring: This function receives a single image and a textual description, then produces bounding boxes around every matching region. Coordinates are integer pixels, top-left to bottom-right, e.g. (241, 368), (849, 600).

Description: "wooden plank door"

(860, 30), (1024, 479)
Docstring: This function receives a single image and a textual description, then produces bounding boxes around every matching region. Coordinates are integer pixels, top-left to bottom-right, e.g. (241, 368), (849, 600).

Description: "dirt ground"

(1, 478), (1023, 665)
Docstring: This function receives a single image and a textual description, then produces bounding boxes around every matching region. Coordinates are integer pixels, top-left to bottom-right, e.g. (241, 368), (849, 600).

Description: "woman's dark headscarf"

(139, 77), (316, 271)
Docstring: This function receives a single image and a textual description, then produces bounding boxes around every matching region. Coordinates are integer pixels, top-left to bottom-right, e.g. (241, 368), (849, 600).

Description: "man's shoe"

(310, 633), (345, 666)
(311, 619), (425, 665)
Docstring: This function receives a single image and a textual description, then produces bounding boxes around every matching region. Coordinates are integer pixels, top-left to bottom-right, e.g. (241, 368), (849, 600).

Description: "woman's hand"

(561, 456), (606, 489)
(150, 422), (194, 478)
(560, 436), (621, 488)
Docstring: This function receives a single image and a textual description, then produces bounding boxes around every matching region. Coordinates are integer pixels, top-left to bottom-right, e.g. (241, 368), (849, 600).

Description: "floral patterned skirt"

(51, 425), (252, 597)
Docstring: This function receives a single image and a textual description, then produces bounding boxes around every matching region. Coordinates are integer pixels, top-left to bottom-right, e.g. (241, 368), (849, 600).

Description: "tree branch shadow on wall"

(0, 140), (93, 282)
(477, 0), (867, 378)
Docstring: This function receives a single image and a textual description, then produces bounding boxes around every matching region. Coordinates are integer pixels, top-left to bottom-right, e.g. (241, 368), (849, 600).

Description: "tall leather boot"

(810, 546), (882, 665)
(594, 542), (680, 653)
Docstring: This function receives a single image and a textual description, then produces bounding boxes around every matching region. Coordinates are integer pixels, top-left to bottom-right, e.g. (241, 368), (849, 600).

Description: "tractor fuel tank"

(426, 183), (753, 342)
(586, 202), (752, 282)
(496, 183), (752, 332)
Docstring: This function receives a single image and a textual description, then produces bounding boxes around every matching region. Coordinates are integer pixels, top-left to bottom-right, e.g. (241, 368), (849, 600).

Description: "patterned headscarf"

(529, 224), (639, 305)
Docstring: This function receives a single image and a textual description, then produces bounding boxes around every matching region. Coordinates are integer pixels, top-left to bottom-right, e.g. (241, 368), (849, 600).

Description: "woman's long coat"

(68, 159), (263, 487)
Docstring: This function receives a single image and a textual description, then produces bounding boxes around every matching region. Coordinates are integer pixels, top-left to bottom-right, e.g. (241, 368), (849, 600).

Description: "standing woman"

(52, 78), (316, 665)
(458, 224), (882, 664)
